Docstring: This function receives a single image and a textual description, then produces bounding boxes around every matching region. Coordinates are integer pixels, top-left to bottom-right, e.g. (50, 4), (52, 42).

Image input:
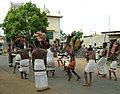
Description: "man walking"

(32, 40), (49, 91)
(97, 42), (107, 78)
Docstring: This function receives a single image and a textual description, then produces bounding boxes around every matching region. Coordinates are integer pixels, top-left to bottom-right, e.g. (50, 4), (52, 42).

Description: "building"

(82, 31), (120, 48)
(82, 34), (109, 48)
(101, 31), (120, 42)
(43, 7), (63, 42)
(0, 35), (5, 43)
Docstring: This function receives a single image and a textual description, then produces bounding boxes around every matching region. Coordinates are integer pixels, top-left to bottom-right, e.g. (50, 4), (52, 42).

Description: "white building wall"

(47, 17), (60, 31)
(47, 17), (61, 41)
(82, 34), (109, 48)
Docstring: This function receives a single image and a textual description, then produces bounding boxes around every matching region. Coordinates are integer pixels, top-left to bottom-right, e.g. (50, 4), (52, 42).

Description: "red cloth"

(68, 60), (76, 69)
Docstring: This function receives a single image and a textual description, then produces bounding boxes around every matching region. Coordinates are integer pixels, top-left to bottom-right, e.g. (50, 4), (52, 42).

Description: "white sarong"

(34, 59), (48, 90)
(65, 56), (70, 67)
(109, 61), (117, 72)
(46, 49), (55, 71)
(14, 53), (21, 66)
(85, 60), (96, 73)
(97, 57), (107, 74)
(19, 59), (29, 74)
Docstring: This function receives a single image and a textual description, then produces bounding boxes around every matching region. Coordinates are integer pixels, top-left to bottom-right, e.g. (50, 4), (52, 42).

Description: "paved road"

(0, 55), (120, 94)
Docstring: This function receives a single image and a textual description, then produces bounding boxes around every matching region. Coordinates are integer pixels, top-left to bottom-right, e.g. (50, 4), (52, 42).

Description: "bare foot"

(76, 77), (81, 81)
(83, 84), (89, 87)
(68, 77), (71, 81)
(88, 83), (92, 86)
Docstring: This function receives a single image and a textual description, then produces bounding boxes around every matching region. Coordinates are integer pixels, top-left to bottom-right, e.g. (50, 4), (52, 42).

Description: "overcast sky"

(0, 0), (120, 36)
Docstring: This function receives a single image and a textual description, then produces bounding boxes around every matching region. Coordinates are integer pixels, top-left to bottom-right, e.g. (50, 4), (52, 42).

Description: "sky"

(1, 0), (120, 36)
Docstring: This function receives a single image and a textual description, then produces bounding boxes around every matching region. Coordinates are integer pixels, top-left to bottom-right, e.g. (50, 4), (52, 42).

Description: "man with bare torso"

(83, 48), (96, 86)
(32, 40), (49, 91)
(19, 46), (30, 79)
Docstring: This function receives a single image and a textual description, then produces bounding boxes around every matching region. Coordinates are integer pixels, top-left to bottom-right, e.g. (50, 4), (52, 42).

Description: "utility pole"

(104, 15), (110, 42)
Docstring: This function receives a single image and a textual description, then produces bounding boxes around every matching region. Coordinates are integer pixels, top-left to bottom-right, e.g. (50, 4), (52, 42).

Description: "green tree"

(1, 2), (49, 41)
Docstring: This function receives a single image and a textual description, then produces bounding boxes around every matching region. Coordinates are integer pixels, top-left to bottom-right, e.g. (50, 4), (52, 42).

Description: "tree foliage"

(1, 2), (49, 41)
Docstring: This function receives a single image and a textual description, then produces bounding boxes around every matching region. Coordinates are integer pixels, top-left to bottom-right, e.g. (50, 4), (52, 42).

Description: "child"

(83, 48), (96, 86)
(109, 54), (118, 81)
(66, 55), (81, 81)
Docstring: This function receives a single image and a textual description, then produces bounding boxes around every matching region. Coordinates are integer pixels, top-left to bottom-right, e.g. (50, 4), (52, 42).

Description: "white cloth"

(65, 56), (70, 67)
(13, 54), (21, 66)
(46, 48), (55, 71)
(95, 49), (100, 60)
(34, 59), (48, 90)
(99, 49), (103, 56)
(85, 60), (96, 73)
(110, 61), (117, 71)
(15, 54), (21, 61)
(97, 57), (107, 74)
(19, 59), (29, 74)
(14, 54), (21, 65)
(65, 60), (70, 67)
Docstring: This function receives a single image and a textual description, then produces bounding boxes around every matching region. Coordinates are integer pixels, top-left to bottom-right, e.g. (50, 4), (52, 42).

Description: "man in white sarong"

(97, 42), (107, 78)
(32, 40), (49, 91)
(83, 48), (96, 87)
(46, 46), (55, 76)
(13, 51), (21, 74)
(19, 48), (30, 79)
(109, 59), (118, 81)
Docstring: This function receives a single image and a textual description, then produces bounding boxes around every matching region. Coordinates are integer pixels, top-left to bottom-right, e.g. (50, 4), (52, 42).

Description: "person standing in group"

(13, 48), (21, 74)
(46, 45), (55, 77)
(97, 42), (107, 78)
(32, 40), (49, 91)
(19, 46), (31, 79)
(109, 54), (118, 81)
(108, 41), (119, 81)
(7, 44), (14, 67)
(66, 55), (81, 81)
(83, 47), (96, 87)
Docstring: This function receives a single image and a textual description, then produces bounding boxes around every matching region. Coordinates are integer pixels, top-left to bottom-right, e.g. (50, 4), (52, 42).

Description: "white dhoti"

(65, 60), (70, 67)
(46, 48), (55, 71)
(13, 54), (21, 66)
(64, 56), (70, 67)
(97, 57), (107, 74)
(19, 59), (29, 74)
(109, 61), (117, 72)
(85, 60), (96, 73)
(34, 59), (48, 90)
(46, 57), (55, 71)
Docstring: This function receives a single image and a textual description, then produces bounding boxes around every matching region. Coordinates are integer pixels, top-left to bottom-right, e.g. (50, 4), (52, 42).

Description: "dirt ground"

(0, 57), (86, 94)
(0, 68), (65, 94)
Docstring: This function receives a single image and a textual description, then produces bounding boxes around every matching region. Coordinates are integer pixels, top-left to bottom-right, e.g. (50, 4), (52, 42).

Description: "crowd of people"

(6, 31), (120, 91)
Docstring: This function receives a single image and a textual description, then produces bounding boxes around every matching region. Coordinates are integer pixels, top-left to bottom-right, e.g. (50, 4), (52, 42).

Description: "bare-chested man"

(32, 40), (49, 91)
(19, 46), (30, 79)
(83, 48), (96, 87)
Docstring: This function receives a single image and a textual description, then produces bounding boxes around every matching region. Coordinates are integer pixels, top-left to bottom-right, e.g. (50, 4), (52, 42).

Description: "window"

(46, 32), (53, 39)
